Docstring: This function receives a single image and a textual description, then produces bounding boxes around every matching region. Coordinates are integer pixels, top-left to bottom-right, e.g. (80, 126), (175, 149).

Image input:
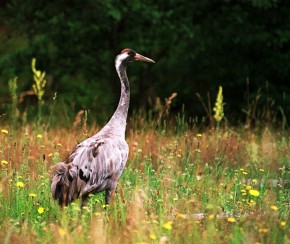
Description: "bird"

(51, 49), (155, 207)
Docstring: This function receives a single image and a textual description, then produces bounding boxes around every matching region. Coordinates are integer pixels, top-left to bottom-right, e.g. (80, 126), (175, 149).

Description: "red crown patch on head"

(121, 48), (131, 54)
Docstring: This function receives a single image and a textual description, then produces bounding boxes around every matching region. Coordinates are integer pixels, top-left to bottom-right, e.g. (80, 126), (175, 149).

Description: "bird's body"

(51, 49), (154, 207)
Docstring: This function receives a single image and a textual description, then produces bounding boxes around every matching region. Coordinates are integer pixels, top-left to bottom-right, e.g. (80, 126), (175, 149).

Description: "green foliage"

(0, 121), (289, 243)
(8, 77), (18, 125)
(0, 0), (290, 125)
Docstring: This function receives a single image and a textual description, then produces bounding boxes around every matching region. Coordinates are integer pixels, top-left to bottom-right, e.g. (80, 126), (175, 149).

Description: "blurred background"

(0, 0), (289, 127)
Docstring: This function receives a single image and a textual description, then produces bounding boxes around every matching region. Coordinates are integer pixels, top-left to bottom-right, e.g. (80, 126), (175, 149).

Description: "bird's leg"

(105, 188), (115, 205)
(105, 181), (118, 205)
(81, 194), (90, 208)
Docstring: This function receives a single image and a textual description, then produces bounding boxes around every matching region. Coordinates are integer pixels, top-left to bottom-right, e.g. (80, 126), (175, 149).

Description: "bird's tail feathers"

(51, 162), (76, 206)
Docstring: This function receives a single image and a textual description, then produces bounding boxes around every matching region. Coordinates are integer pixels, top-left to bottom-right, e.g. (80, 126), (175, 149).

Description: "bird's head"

(116, 48), (155, 65)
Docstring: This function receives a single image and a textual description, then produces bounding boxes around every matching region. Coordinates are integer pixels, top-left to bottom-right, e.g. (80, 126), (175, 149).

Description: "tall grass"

(0, 67), (289, 243)
(0, 118), (289, 243)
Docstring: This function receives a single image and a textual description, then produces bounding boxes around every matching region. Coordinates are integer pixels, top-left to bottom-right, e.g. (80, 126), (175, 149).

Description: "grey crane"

(51, 49), (155, 207)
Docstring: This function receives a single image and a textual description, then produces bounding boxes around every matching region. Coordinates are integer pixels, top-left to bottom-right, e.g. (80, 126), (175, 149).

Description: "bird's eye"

(128, 50), (136, 57)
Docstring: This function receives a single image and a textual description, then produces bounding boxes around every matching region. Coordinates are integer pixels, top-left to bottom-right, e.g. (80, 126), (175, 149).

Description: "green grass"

(0, 123), (289, 243)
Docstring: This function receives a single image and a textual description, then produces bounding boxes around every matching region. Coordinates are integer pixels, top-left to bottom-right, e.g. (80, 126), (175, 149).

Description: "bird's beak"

(134, 53), (155, 63)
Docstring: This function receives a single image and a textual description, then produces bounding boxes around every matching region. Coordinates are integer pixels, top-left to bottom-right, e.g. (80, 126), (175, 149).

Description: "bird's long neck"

(100, 61), (130, 138)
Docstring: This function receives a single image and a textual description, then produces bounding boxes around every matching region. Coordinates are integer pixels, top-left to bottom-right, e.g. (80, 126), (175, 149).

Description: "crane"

(51, 49), (155, 207)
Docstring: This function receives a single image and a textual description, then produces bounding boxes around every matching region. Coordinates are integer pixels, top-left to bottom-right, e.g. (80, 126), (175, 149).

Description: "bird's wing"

(68, 136), (129, 195)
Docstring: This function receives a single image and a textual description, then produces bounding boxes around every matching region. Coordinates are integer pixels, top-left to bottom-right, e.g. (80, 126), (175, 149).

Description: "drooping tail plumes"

(51, 162), (76, 206)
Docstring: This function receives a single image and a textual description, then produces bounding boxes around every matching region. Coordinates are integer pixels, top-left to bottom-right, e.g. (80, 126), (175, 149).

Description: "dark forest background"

(0, 0), (289, 127)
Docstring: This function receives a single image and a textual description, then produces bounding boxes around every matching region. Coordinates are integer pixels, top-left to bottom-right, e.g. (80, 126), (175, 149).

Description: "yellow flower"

(227, 217), (236, 223)
(242, 171), (248, 175)
(259, 228), (268, 234)
(162, 221), (173, 230)
(246, 185), (252, 190)
(1, 129), (8, 134)
(36, 134), (43, 138)
(248, 200), (256, 206)
(259, 168), (264, 172)
(213, 86), (224, 122)
(29, 193), (37, 197)
(48, 153), (53, 157)
(249, 189), (260, 197)
(270, 205), (278, 211)
(1, 160), (8, 165)
(38, 207), (45, 214)
(208, 214), (215, 220)
(58, 228), (66, 236)
(280, 221), (286, 227)
(16, 182), (24, 188)
(149, 234), (157, 240)
(176, 213), (187, 219)
(197, 133), (203, 137)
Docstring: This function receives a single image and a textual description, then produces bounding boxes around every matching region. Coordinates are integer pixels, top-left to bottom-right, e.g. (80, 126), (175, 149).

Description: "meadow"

(0, 66), (289, 243)
(0, 114), (289, 243)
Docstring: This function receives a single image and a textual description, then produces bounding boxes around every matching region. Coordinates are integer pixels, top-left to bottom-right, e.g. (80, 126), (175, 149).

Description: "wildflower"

(249, 189), (260, 197)
(1, 129), (8, 134)
(1, 160), (8, 165)
(242, 171), (248, 175)
(176, 213), (187, 219)
(206, 204), (214, 210)
(280, 221), (286, 227)
(248, 200), (256, 206)
(58, 228), (66, 236)
(48, 153), (53, 157)
(162, 221), (173, 230)
(227, 217), (236, 223)
(208, 214), (215, 220)
(36, 134), (43, 139)
(240, 168), (244, 171)
(29, 193), (37, 197)
(229, 195), (234, 200)
(270, 205), (278, 211)
(259, 228), (268, 234)
(149, 234), (157, 240)
(197, 133), (203, 137)
(38, 207), (45, 214)
(259, 168), (264, 172)
(213, 86), (224, 122)
(32, 58), (46, 102)
(246, 185), (252, 190)
(16, 182), (24, 188)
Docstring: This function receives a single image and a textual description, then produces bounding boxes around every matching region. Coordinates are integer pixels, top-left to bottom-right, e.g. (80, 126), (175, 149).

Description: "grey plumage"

(51, 49), (154, 207)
